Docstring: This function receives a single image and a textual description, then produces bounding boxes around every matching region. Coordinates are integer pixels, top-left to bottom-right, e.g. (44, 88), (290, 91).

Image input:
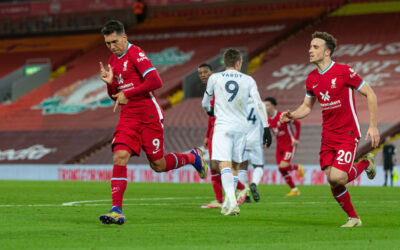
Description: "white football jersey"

(246, 97), (264, 149)
(202, 69), (268, 133)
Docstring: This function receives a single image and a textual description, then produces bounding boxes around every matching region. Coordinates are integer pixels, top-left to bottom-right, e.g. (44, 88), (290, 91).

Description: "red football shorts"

(319, 137), (359, 173)
(275, 146), (296, 165)
(112, 118), (164, 161)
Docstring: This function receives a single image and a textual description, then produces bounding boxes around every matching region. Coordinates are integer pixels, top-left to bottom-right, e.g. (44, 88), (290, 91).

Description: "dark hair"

(264, 97), (277, 106)
(223, 48), (242, 67)
(312, 31), (337, 56)
(198, 63), (213, 71)
(101, 20), (125, 35)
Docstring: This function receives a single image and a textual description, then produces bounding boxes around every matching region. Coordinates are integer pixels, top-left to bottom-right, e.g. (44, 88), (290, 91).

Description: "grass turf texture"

(0, 181), (399, 249)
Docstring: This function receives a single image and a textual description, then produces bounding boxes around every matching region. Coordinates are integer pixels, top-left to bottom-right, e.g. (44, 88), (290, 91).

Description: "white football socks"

(221, 168), (236, 204)
(233, 176), (239, 190)
(238, 169), (248, 187)
(252, 167), (264, 186)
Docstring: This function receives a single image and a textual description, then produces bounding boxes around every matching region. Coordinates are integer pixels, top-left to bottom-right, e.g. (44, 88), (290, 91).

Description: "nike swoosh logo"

(312, 85), (318, 88)
(153, 149), (161, 154)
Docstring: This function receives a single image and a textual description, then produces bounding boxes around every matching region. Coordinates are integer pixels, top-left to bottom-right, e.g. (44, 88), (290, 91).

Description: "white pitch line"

(61, 196), (211, 206)
(0, 200), (398, 208)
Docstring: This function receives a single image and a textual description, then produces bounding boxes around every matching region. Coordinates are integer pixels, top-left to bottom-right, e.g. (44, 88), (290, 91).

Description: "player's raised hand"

(99, 62), (113, 84)
(280, 110), (293, 123)
(366, 126), (380, 148)
(111, 92), (129, 112)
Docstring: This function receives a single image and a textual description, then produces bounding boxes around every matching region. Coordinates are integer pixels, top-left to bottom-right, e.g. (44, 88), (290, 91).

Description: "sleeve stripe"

(305, 90), (315, 98)
(356, 80), (366, 91)
(142, 67), (156, 78)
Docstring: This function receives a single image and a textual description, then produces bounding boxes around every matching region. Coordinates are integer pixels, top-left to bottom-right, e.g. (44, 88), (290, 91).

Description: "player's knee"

(113, 151), (130, 165)
(328, 175), (346, 187)
(149, 160), (164, 172)
(210, 161), (219, 172)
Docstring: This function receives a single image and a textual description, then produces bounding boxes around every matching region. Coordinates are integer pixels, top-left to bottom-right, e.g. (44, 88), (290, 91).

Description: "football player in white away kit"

(202, 48), (272, 216)
(238, 97), (266, 203)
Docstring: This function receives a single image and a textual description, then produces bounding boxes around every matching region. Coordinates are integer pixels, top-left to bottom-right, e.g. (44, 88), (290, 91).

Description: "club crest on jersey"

(123, 60), (128, 71)
(320, 91), (330, 102)
(116, 74), (124, 84)
(331, 78), (336, 89)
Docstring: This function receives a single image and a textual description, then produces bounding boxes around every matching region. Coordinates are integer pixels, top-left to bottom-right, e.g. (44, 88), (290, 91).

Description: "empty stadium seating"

(1, 0), (399, 166)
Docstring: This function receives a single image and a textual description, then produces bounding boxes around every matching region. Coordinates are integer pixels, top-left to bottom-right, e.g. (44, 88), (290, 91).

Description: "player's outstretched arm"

(280, 96), (316, 123)
(358, 83), (380, 147)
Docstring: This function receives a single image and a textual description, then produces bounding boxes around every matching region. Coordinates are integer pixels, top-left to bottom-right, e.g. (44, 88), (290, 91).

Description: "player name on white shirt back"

(202, 69), (267, 133)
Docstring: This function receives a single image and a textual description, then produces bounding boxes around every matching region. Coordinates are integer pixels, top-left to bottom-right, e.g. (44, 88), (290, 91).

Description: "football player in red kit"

(280, 31), (379, 227)
(264, 97), (304, 196)
(98, 20), (208, 225)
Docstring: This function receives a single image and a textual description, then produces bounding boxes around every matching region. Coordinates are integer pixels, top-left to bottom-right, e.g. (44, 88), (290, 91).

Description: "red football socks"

(164, 152), (196, 171)
(347, 160), (369, 183)
(279, 169), (296, 189)
(111, 165), (127, 208)
(331, 185), (358, 218)
(211, 170), (223, 203)
(237, 180), (245, 190)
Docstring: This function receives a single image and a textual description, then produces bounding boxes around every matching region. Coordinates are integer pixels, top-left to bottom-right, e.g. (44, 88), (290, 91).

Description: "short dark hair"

(101, 20), (125, 35)
(264, 97), (277, 106)
(198, 63), (213, 71)
(312, 31), (337, 56)
(223, 48), (242, 67)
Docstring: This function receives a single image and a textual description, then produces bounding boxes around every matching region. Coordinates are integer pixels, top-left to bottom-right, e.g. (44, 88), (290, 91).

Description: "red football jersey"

(107, 43), (164, 123)
(268, 110), (300, 150)
(305, 61), (364, 140)
(205, 95), (216, 139)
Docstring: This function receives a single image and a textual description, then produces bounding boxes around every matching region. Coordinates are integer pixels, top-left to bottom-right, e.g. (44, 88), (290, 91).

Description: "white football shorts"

(212, 126), (247, 163)
(243, 143), (264, 166)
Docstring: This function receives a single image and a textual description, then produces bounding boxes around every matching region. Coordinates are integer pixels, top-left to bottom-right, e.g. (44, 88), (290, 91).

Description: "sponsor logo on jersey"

(331, 78), (336, 89)
(0, 144), (56, 161)
(320, 91), (330, 102)
(32, 74), (113, 115)
(349, 67), (357, 78)
(137, 52), (149, 63)
(320, 100), (342, 110)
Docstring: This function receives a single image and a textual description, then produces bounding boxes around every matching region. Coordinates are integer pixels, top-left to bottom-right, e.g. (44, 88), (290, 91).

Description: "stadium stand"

(0, 1), (333, 164)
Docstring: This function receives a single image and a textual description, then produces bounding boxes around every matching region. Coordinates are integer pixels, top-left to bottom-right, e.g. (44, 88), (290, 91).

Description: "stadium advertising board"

(0, 164), (397, 187)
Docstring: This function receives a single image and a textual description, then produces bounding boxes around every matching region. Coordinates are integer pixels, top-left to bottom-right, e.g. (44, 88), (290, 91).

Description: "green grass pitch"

(0, 181), (399, 249)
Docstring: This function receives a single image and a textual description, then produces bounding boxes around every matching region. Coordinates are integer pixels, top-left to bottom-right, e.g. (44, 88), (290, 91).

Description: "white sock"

(292, 187), (298, 191)
(238, 170), (248, 187)
(252, 167), (264, 186)
(221, 168), (236, 203)
(233, 176), (239, 190)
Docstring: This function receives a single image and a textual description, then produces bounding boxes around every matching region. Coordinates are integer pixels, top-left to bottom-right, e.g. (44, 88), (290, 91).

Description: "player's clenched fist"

(99, 62), (113, 84)
(280, 110), (293, 123)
